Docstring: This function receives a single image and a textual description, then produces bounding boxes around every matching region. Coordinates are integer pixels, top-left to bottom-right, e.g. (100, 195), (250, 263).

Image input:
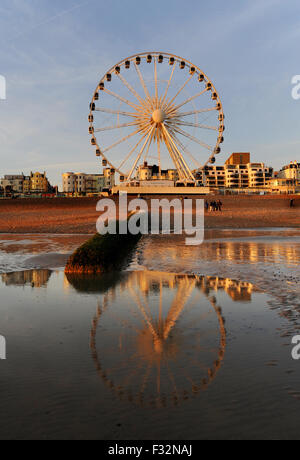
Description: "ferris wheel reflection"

(88, 272), (253, 408)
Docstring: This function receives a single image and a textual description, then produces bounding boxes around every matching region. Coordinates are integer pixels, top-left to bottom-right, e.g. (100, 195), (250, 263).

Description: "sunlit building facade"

(278, 161), (300, 184)
(30, 172), (50, 193)
(203, 154), (273, 189)
(62, 169), (115, 194)
(0, 175), (25, 193)
(135, 163), (180, 183)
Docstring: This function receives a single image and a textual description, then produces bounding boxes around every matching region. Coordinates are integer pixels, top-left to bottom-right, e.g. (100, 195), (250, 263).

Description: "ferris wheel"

(89, 52), (225, 184)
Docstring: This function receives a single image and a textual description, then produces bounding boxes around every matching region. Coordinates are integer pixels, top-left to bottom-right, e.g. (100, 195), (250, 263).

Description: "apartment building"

(203, 154), (273, 189)
(30, 172), (50, 193)
(134, 156), (274, 190)
(62, 169), (115, 194)
(278, 161), (300, 183)
(0, 175), (25, 193)
(0, 172), (53, 194)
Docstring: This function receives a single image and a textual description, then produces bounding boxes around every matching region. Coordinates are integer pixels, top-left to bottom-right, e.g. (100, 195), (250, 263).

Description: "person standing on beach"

(205, 201), (209, 212)
(290, 199), (295, 208)
(217, 200), (223, 212)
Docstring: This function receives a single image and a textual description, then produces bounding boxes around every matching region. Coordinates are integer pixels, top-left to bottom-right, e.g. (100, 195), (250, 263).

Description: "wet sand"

(136, 232), (300, 331)
(0, 230), (299, 317)
(0, 195), (299, 233)
(0, 234), (90, 273)
(0, 230), (299, 440)
(0, 229), (299, 335)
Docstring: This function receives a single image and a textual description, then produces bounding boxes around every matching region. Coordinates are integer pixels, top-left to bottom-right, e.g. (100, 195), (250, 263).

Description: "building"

(278, 161), (300, 184)
(62, 169), (115, 194)
(203, 154), (273, 189)
(134, 157), (274, 190)
(135, 162), (180, 183)
(103, 168), (116, 189)
(30, 172), (50, 193)
(225, 152), (251, 165)
(85, 174), (108, 193)
(0, 172), (54, 195)
(268, 176), (300, 194)
(23, 176), (31, 194)
(0, 175), (25, 194)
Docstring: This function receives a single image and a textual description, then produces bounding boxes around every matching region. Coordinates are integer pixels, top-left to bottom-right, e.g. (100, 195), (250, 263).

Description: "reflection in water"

(1, 269), (52, 288)
(210, 241), (300, 265)
(88, 271), (254, 408)
(0, 262), (299, 439)
(65, 272), (124, 294)
(141, 237), (300, 268)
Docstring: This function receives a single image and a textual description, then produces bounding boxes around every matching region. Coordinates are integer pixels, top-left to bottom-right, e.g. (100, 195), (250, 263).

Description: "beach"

(0, 228), (300, 440)
(0, 195), (299, 234)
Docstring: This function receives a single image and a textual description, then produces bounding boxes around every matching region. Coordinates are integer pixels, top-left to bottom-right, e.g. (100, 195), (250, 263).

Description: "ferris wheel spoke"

(161, 128), (184, 179)
(162, 127), (191, 181)
(168, 137), (195, 181)
(166, 74), (194, 108)
(116, 73), (147, 108)
(118, 130), (151, 172)
(170, 107), (218, 118)
(143, 127), (156, 162)
(102, 127), (146, 154)
(94, 121), (139, 133)
(154, 57), (158, 107)
(171, 126), (213, 152)
(157, 137), (161, 173)
(129, 286), (158, 339)
(167, 128), (201, 169)
(164, 134), (189, 181)
(134, 63), (154, 109)
(161, 62), (177, 107)
(162, 125), (195, 181)
(126, 126), (155, 182)
(95, 107), (141, 118)
(170, 121), (218, 131)
(103, 87), (143, 112)
(167, 88), (208, 114)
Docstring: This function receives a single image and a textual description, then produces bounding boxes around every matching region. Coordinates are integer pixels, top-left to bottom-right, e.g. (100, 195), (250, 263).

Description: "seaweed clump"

(65, 225), (141, 274)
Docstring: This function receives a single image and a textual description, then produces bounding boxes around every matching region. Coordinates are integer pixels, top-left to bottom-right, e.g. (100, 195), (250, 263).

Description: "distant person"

(205, 201), (209, 212)
(290, 199), (295, 208)
(217, 200), (223, 212)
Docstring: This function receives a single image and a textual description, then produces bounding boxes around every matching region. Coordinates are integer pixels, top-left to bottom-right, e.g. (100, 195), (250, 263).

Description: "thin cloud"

(7, 0), (93, 43)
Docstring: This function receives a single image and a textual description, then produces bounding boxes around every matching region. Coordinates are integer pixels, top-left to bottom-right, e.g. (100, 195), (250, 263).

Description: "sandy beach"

(0, 195), (299, 233)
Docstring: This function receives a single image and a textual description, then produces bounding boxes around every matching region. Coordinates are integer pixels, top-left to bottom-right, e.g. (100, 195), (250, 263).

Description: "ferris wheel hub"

(152, 109), (166, 124)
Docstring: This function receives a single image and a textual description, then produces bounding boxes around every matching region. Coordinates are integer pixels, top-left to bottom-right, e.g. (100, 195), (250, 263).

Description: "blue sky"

(0, 0), (300, 186)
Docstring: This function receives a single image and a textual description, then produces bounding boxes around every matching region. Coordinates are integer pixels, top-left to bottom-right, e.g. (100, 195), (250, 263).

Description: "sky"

(0, 0), (300, 187)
